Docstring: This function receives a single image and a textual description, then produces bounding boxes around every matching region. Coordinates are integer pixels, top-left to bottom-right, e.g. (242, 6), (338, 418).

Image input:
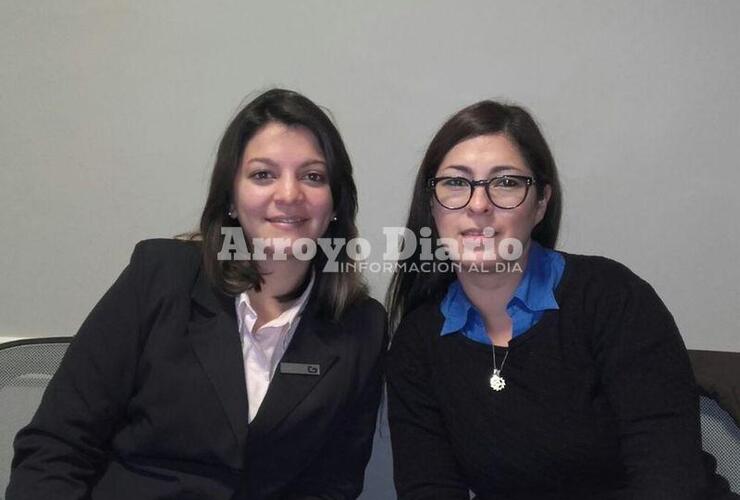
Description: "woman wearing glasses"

(8, 89), (386, 500)
(386, 100), (729, 499)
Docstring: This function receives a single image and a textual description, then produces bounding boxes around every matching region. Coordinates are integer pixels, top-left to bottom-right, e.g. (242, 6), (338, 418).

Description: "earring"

(228, 208), (237, 219)
(331, 215), (338, 222)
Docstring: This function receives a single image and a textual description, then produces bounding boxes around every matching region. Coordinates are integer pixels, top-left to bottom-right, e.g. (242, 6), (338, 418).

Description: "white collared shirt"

(235, 274), (314, 423)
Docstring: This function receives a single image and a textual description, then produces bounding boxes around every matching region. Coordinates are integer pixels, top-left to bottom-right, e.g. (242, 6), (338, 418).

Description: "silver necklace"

(489, 345), (510, 391)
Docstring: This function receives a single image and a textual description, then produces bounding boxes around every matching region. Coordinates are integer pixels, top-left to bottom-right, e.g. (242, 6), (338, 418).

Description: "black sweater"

(387, 253), (720, 500)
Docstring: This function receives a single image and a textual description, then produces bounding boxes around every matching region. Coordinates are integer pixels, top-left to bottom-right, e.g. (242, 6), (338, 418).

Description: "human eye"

(303, 171), (327, 185)
(441, 177), (470, 189)
(249, 170), (275, 183)
(492, 176), (523, 189)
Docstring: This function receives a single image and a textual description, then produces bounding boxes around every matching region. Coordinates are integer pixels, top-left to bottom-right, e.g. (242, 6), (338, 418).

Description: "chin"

(244, 234), (314, 262)
(454, 254), (524, 274)
(457, 259), (498, 273)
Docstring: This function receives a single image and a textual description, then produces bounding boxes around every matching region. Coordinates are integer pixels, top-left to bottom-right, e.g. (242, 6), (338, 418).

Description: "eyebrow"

(245, 157), (327, 168)
(441, 164), (522, 176)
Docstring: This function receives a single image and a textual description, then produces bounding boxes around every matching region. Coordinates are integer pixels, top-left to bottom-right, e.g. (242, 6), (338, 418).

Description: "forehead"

(438, 133), (529, 173)
(243, 122), (324, 160)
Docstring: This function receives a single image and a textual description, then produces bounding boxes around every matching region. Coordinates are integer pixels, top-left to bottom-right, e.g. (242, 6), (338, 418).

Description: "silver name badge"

(280, 362), (321, 376)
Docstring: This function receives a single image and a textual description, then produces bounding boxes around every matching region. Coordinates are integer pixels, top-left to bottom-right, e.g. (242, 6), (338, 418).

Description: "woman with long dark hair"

(8, 89), (386, 500)
(386, 100), (730, 499)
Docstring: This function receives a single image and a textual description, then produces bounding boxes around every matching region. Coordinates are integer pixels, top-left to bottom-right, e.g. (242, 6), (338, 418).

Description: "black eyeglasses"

(428, 175), (536, 210)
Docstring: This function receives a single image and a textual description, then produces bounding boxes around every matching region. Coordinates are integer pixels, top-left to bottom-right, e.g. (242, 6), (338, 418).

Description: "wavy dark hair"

(189, 88), (367, 320)
(386, 100), (562, 329)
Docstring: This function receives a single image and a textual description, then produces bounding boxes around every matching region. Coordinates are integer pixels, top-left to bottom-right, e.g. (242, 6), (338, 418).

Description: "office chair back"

(0, 338), (71, 499)
(700, 395), (740, 493)
(689, 349), (740, 494)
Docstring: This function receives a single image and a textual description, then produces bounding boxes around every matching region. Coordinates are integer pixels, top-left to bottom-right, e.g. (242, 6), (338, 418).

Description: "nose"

(466, 184), (492, 214)
(274, 176), (303, 205)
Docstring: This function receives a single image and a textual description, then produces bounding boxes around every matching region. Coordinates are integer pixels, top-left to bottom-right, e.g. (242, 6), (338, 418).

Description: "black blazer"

(7, 239), (387, 500)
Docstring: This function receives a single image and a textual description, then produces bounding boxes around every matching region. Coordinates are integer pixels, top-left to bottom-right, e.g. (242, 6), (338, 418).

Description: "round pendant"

(489, 370), (506, 391)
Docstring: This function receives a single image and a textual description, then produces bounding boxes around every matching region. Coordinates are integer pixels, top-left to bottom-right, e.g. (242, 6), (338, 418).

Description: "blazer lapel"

(247, 297), (340, 440)
(187, 268), (249, 449)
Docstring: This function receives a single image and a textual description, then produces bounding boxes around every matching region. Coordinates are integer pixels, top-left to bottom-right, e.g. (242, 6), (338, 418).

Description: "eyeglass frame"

(427, 175), (537, 210)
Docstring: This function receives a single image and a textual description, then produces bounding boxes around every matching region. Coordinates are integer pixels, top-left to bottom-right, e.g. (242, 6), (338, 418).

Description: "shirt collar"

(510, 241), (560, 312)
(440, 241), (560, 336)
(236, 272), (315, 332)
(440, 280), (472, 335)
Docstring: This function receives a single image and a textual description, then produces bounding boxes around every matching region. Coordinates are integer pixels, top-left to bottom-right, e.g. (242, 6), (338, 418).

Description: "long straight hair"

(192, 88), (367, 320)
(386, 100), (562, 330)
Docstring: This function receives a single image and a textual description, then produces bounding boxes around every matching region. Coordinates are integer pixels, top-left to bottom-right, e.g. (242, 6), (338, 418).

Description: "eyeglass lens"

(434, 177), (529, 209)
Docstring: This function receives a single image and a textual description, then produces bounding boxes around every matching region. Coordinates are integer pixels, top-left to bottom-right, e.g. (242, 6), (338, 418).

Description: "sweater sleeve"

(592, 275), (708, 500)
(386, 316), (470, 500)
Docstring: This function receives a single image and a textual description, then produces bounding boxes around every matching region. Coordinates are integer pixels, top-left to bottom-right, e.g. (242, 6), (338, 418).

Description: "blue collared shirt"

(440, 242), (565, 344)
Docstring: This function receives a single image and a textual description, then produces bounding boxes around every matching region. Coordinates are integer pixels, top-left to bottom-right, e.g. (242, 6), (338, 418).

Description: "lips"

(461, 227), (495, 237)
(266, 216), (309, 225)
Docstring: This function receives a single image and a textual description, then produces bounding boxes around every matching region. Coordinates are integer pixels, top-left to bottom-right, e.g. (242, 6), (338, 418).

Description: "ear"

(534, 184), (551, 225)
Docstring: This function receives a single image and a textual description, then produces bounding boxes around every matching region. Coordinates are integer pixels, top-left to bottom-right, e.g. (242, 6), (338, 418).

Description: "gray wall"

(1, 0), (738, 351)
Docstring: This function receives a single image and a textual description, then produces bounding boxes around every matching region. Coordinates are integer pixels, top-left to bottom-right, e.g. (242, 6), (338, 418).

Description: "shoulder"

(336, 296), (388, 349)
(131, 238), (201, 265)
(394, 301), (443, 340)
(387, 300), (443, 361)
(385, 301), (443, 380)
(320, 296), (388, 375)
(340, 296), (386, 325)
(558, 251), (656, 298)
(560, 252), (642, 282)
(557, 251), (674, 327)
(128, 238), (203, 295)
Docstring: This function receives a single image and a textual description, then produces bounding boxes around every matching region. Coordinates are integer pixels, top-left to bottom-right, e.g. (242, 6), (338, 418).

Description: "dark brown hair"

(386, 100), (562, 328)
(193, 88), (367, 320)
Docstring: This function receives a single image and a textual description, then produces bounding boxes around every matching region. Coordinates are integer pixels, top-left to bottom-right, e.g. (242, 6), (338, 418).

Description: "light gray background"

(2, 0), (739, 353)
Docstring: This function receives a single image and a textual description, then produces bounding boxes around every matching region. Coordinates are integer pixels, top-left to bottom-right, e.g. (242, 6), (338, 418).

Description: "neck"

(247, 258), (311, 328)
(456, 242), (532, 345)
